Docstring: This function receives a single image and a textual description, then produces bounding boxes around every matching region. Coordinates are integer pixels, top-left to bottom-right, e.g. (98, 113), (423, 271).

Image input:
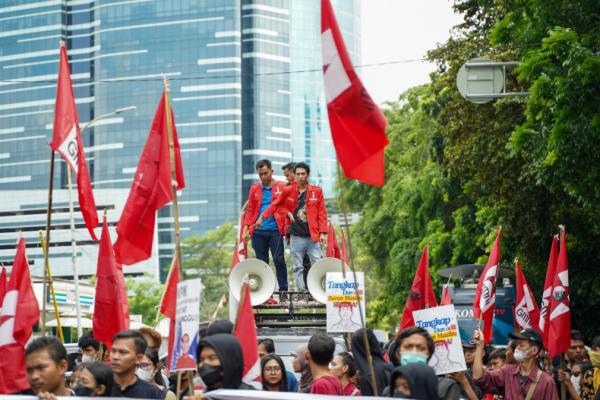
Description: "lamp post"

(68, 105), (136, 338)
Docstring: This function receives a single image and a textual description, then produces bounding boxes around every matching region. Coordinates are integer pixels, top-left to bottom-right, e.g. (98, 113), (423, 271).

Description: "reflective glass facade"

(0, 0), (360, 280)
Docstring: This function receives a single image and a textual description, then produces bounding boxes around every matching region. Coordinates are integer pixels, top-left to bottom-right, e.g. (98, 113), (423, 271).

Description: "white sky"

(360, 0), (464, 104)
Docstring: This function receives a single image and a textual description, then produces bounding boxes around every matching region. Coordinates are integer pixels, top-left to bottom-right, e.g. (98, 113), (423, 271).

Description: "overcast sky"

(360, 0), (463, 105)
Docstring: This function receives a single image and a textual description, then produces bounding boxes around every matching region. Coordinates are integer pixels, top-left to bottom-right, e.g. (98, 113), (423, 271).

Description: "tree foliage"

(126, 276), (164, 326)
(345, 0), (600, 339)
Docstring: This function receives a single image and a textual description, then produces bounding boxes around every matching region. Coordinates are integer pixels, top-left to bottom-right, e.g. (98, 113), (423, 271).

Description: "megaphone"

(229, 258), (276, 305)
(307, 257), (350, 304)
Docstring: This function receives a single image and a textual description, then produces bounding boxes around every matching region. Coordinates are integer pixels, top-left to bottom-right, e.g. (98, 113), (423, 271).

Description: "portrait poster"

(413, 304), (467, 375)
(172, 278), (202, 371)
(326, 272), (365, 333)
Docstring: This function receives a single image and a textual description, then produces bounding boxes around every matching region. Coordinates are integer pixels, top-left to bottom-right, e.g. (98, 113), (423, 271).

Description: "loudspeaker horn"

(307, 257), (350, 304)
(229, 258), (276, 305)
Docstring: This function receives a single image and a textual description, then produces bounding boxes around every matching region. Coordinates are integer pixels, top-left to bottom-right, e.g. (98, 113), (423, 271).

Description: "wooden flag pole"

(210, 293), (228, 322)
(336, 162), (379, 396)
(38, 230), (64, 343)
(163, 76), (183, 277)
(41, 150), (56, 334)
(66, 167), (83, 338)
(558, 225), (566, 400)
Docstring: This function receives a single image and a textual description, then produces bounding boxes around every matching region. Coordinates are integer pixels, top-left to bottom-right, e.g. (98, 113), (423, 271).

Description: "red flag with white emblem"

(514, 259), (541, 331)
(547, 228), (571, 358)
(473, 227), (501, 343)
(539, 235), (558, 349)
(114, 90), (185, 264)
(399, 245), (438, 329)
(0, 238), (40, 394)
(50, 43), (98, 240)
(233, 282), (261, 388)
(321, 0), (389, 186)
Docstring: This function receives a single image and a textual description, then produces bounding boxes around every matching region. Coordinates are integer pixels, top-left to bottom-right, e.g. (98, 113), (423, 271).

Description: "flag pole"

(38, 230), (64, 343)
(66, 167), (83, 338)
(210, 293), (227, 322)
(163, 76), (183, 278)
(336, 162), (379, 396)
(558, 224), (566, 400)
(41, 150), (56, 334)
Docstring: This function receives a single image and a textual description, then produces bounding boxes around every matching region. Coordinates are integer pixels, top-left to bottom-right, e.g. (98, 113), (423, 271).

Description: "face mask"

(400, 352), (428, 366)
(198, 364), (223, 389)
(393, 390), (410, 398)
(514, 348), (530, 363)
(136, 368), (155, 382)
(570, 376), (580, 394)
(81, 354), (96, 363)
(73, 383), (94, 397)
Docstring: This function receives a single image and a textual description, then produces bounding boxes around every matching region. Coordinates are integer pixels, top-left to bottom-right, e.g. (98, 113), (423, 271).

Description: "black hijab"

(197, 333), (243, 390)
(351, 328), (393, 396)
(388, 363), (439, 400)
(206, 319), (234, 336)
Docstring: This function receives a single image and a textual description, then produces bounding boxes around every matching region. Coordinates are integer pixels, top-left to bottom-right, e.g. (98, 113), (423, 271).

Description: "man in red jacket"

(242, 159), (288, 294)
(258, 162), (328, 294)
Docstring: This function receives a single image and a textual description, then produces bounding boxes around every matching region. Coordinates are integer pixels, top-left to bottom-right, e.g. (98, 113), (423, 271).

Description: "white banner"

(173, 278), (202, 371)
(326, 272), (365, 333)
(413, 304), (467, 375)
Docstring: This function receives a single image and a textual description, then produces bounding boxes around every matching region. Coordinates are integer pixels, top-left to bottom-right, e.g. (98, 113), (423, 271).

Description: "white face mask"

(570, 376), (580, 394)
(513, 348), (530, 363)
(81, 354), (96, 363)
(136, 368), (155, 382)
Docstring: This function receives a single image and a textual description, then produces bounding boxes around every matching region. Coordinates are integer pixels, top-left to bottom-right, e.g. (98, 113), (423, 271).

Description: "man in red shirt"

(242, 159), (288, 296)
(472, 328), (558, 400)
(258, 162), (328, 294)
(306, 334), (343, 395)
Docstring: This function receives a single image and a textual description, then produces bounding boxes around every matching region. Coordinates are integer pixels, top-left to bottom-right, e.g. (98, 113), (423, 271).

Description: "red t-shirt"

(310, 375), (343, 395)
(342, 382), (361, 396)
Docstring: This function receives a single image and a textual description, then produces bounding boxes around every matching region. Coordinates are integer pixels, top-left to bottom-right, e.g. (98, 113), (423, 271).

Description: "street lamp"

(80, 105), (137, 134)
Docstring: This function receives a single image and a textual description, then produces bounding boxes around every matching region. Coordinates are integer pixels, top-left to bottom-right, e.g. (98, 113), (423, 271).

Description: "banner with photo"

(172, 278), (202, 371)
(326, 272), (365, 333)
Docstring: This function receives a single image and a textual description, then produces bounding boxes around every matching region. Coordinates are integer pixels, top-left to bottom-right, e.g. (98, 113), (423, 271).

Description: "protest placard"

(326, 272), (365, 333)
(172, 278), (202, 371)
(413, 304), (467, 375)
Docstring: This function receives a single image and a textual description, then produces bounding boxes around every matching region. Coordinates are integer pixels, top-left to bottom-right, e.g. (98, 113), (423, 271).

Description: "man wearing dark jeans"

(243, 159), (288, 299)
(282, 162), (313, 294)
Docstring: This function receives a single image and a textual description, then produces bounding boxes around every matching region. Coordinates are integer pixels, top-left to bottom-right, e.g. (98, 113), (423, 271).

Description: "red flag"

(340, 228), (349, 265)
(321, 0), (389, 187)
(440, 284), (452, 306)
(514, 259), (541, 331)
(539, 235), (558, 349)
(0, 238), (40, 394)
(326, 223), (341, 258)
(159, 256), (180, 372)
(473, 227), (501, 343)
(231, 212), (248, 269)
(93, 216), (130, 350)
(548, 228), (571, 358)
(50, 43), (98, 240)
(399, 245), (438, 329)
(233, 283), (261, 387)
(0, 266), (6, 305)
(114, 90), (185, 265)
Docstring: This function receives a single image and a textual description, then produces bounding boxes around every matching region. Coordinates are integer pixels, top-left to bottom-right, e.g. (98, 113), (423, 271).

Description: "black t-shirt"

(112, 377), (164, 399)
(287, 190), (310, 237)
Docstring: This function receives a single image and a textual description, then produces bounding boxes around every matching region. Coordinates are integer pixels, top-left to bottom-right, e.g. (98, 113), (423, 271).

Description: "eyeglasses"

(265, 366), (281, 373)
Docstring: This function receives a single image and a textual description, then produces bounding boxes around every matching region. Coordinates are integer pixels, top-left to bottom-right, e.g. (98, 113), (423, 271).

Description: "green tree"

(126, 275), (164, 326)
(181, 222), (237, 321)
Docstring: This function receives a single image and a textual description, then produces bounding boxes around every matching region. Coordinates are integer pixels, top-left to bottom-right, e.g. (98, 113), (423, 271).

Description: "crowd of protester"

(15, 323), (600, 400)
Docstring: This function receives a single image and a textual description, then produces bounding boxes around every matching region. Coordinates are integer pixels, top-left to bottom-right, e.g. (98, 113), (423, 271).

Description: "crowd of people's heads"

(18, 323), (600, 400)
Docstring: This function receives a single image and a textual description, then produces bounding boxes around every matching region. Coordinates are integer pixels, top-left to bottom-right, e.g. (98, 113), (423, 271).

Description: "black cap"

(508, 328), (544, 348)
(462, 339), (477, 349)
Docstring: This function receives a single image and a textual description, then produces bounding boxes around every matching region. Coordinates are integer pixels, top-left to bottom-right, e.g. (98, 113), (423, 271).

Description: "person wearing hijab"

(388, 363), (440, 399)
(206, 320), (234, 336)
(292, 344), (312, 393)
(352, 328), (394, 396)
(195, 333), (255, 392)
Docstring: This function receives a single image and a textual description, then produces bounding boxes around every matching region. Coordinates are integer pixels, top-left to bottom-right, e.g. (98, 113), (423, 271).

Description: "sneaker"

(279, 291), (289, 303)
(266, 296), (278, 305)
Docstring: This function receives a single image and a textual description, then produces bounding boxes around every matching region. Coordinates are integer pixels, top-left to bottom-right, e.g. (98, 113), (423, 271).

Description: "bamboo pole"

(41, 150), (56, 334)
(38, 230), (64, 343)
(66, 167), (83, 337)
(336, 163), (379, 396)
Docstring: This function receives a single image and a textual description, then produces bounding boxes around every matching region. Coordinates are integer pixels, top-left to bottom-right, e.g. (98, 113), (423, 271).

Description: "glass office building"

(0, 0), (360, 280)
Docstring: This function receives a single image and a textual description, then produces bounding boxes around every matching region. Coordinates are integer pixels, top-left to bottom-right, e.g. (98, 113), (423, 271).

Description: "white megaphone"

(229, 258), (276, 305)
(307, 257), (350, 304)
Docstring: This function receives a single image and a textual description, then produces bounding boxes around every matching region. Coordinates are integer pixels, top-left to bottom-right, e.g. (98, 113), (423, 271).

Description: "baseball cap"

(508, 328), (544, 348)
(462, 339), (477, 349)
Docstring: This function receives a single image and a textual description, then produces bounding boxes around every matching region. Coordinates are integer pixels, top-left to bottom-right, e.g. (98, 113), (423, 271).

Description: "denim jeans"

(289, 235), (321, 291)
(251, 229), (288, 291)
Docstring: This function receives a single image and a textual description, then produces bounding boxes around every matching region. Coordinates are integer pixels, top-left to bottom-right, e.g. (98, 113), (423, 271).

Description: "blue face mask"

(400, 351), (428, 366)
